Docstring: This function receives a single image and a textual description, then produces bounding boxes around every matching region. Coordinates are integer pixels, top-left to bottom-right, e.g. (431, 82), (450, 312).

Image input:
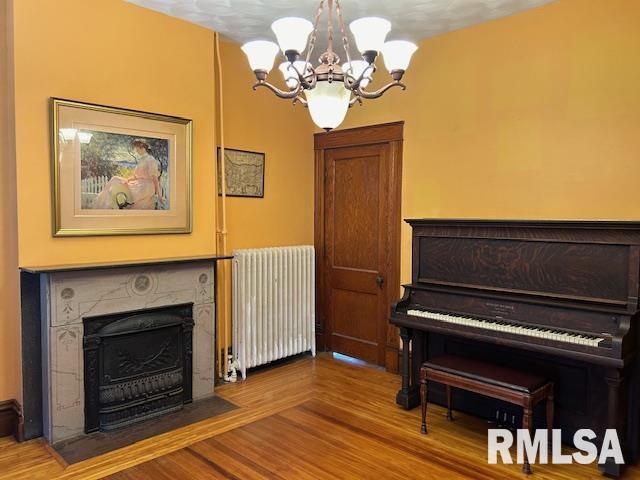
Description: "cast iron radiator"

(233, 246), (316, 379)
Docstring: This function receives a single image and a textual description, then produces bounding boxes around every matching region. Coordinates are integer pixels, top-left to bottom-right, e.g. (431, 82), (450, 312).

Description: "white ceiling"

(125, 0), (555, 57)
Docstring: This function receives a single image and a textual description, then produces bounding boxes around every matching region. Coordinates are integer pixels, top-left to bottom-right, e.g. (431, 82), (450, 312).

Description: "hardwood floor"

(0, 353), (639, 479)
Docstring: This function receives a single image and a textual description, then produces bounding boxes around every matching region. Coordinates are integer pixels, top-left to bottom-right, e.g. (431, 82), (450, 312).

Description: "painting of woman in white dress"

(80, 132), (169, 210)
(53, 98), (191, 236)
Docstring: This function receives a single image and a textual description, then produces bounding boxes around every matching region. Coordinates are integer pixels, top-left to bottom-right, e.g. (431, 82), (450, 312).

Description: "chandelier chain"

(304, 0), (325, 70)
(335, 0), (352, 68)
(327, 0), (334, 56)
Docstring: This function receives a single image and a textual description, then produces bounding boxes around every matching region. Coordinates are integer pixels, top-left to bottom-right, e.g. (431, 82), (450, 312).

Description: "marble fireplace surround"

(19, 256), (230, 444)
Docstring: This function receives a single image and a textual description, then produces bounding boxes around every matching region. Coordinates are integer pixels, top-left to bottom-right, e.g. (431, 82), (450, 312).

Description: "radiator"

(232, 246), (316, 379)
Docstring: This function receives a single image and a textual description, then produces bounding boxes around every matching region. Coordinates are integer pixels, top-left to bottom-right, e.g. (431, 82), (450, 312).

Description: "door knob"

(376, 275), (384, 288)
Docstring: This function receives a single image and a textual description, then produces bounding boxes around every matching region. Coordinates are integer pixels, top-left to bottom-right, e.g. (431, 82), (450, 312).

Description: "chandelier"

(240, 0), (418, 130)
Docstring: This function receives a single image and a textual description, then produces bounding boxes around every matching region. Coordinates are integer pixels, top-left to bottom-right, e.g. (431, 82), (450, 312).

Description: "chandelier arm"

(252, 81), (302, 99)
(343, 72), (355, 89)
(348, 95), (363, 107)
(287, 64), (314, 90)
(293, 95), (308, 106)
(344, 63), (375, 90)
(355, 81), (406, 99)
(334, 0), (352, 66)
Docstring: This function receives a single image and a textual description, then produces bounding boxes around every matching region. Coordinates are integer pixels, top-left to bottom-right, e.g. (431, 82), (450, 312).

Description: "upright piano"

(390, 219), (640, 477)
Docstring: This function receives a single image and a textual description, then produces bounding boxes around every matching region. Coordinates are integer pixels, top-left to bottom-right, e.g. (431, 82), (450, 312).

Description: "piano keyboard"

(407, 309), (607, 347)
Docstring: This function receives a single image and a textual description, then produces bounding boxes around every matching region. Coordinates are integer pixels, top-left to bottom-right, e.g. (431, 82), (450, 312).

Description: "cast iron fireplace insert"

(83, 303), (194, 433)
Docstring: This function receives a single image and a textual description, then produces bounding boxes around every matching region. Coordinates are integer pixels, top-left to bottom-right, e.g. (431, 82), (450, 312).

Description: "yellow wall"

(218, 40), (314, 252)
(3, 0), (219, 402)
(213, 41), (314, 376)
(12, 0), (217, 267)
(3, 0), (638, 401)
(2, 1), (315, 401)
(335, 0), (640, 284)
(0, 0), (20, 401)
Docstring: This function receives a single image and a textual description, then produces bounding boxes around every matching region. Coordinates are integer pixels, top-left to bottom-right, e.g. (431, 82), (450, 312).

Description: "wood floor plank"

(157, 449), (232, 480)
(270, 410), (470, 479)
(236, 414), (418, 479)
(196, 428), (322, 480)
(0, 354), (638, 479)
(281, 403), (492, 479)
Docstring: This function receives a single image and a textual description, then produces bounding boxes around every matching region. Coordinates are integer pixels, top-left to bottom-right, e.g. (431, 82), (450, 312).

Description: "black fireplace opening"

(83, 303), (194, 433)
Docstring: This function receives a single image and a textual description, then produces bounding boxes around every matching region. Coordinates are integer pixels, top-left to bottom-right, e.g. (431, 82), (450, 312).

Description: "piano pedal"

(493, 410), (519, 432)
(492, 410), (504, 428)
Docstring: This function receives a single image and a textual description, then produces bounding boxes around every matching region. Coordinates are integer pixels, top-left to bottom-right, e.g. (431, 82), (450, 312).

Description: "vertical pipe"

(215, 32), (230, 379)
(240, 252), (247, 379)
(310, 246), (316, 356)
(277, 248), (283, 359)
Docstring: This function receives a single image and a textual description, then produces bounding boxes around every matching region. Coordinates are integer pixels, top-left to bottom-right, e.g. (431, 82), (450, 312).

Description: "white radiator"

(232, 246), (316, 379)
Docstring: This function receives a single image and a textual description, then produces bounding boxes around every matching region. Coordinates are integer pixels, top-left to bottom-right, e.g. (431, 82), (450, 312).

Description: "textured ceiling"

(125, 0), (555, 57)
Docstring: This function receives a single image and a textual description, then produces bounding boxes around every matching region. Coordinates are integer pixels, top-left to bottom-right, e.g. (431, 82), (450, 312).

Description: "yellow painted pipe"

(214, 32), (230, 380)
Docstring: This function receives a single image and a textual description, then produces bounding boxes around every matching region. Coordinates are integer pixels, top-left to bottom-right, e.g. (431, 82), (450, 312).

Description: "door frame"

(314, 121), (403, 372)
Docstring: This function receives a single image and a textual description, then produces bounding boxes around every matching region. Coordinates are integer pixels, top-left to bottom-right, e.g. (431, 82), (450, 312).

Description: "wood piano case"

(391, 220), (640, 477)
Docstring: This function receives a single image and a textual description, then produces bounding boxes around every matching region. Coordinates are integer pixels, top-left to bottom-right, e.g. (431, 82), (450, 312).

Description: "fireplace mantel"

(20, 255), (230, 442)
(20, 254), (233, 274)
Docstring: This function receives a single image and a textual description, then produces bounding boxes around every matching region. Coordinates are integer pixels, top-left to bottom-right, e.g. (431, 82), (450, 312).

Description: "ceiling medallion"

(241, 0), (418, 131)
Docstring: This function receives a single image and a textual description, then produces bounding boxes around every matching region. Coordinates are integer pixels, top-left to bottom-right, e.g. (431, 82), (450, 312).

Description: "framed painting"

(51, 98), (192, 236)
(217, 148), (265, 198)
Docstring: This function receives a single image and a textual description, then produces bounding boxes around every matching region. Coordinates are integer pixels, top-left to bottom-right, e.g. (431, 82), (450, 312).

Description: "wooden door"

(314, 122), (402, 369)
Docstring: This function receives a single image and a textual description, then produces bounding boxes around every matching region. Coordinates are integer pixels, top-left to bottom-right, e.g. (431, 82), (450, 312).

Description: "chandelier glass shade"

(240, 0), (417, 130)
(348, 17), (391, 54)
(241, 40), (280, 72)
(271, 17), (314, 54)
(381, 40), (419, 71)
(305, 79), (352, 130)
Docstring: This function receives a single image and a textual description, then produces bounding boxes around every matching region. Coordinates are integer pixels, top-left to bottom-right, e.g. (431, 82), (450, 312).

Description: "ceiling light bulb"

(271, 17), (313, 56)
(241, 40), (279, 72)
(349, 17), (391, 54)
(342, 60), (371, 88)
(381, 40), (418, 72)
(305, 81), (351, 131)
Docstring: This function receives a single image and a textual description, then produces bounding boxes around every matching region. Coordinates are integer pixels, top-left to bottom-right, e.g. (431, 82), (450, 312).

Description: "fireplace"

(22, 260), (217, 444)
(83, 303), (194, 433)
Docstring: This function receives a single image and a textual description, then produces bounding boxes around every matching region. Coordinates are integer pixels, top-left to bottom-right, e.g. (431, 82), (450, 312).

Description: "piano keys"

(406, 309), (609, 347)
(390, 220), (640, 477)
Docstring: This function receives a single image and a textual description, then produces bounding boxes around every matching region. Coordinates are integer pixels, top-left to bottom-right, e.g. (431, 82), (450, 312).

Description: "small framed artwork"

(217, 148), (265, 198)
(51, 98), (192, 236)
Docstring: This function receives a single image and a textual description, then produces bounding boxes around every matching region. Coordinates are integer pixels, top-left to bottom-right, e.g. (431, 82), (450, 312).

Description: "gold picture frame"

(51, 98), (192, 236)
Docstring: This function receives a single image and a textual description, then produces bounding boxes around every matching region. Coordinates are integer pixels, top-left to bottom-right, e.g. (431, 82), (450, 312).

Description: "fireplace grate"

(83, 304), (193, 433)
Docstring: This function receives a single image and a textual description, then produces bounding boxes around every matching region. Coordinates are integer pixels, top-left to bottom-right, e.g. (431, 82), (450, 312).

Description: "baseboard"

(0, 399), (24, 441)
(385, 346), (400, 374)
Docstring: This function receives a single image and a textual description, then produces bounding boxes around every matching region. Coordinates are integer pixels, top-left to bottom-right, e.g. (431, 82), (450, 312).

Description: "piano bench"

(419, 354), (554, 475)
